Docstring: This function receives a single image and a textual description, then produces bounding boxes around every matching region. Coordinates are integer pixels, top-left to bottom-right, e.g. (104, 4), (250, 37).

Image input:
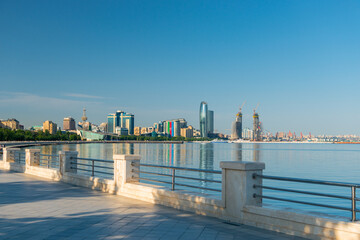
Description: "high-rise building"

(134, 126), (142, 136)
(181, 126), (194, 138)
(199, 101), (208, 137)
(63, 117), (76, 131)
(231, 110), (242, 139)
(0, 119), (20, 130)
(107, 110), (135, 135)
(43, 120), (57, 134)
(207, 110), (214, 134)
(162, 118), (185, 137)
(253, 112), (261, 141)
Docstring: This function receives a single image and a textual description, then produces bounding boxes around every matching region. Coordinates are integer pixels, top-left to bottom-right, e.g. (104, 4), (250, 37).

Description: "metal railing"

(70, 157), (114, 178)
(132, 163), (222, 193)
(253, 174), (360, 221)
(7, 151), (26, 164)
(39, 153), (59, 169)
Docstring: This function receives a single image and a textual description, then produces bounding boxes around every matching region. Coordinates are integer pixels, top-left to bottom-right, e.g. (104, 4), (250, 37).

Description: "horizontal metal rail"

(136, 163), (222, 174)
(254, 185), (360, 201)
(254, 194), (360, 212)
(71, 167), (113, 176)
(72, 157), (113, 164)
(253, 174), (360, 221)
(133, 163), (221, 193)
(39, 154), (58, 157)
(75, 162), (113, 170)
(134, 170), (221, 184)
(254, 174), (360, 188)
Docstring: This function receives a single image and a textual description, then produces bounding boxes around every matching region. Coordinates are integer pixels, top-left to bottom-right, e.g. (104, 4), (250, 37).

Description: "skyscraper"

(231, 111), (242, 139)
(107, 111), (134, 135)
(199, 101), (208, 137)
(207, 110), (214, 134)
(253, 112), (261, 141)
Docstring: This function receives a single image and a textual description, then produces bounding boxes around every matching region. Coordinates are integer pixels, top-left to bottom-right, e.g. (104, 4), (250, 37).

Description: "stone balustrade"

(1, 147), (360, 239)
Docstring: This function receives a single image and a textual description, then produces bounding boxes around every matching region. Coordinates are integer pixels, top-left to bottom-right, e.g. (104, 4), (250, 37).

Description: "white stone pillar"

(59, 151), (78, 175)
(113, 154), (141, 192)
(220, 161), (265, 221)
(3, 148), (21, 163)
(25, 149), (40, 167)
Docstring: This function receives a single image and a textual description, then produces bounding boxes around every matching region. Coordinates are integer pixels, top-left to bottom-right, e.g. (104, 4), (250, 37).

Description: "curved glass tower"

(199, 101), (208, 138)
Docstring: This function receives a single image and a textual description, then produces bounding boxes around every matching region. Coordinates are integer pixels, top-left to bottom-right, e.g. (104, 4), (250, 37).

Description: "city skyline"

(1, 1), (360, 135)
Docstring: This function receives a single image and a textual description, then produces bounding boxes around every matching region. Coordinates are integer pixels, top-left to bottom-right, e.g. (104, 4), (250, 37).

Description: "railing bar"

(73, 157), (113, 163)
(71, 162), (113, 170)
(134, 170), (172, 178)
(137, 163), (222, 174)
(175, 183), (222, 192)
(254, 194), (359, 212)
(255, 174), (360, 188)
(39, 154), (59, 157)
(175, 175), (222, 183)
(255, 185), (354, 200)
(134, 170), (222, 183)
(135, 177), (173, 185)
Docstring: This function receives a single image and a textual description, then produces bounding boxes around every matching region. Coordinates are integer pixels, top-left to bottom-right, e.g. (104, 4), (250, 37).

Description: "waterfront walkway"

(0, 170), (306, 240)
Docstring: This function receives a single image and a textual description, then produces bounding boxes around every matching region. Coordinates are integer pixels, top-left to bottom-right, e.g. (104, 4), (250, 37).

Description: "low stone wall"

(118, 182), (225, 218)
(243, 206), (360, 240)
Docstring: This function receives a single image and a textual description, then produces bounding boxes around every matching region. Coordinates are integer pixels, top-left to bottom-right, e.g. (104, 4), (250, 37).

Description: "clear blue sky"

(1, 0), (360, 135)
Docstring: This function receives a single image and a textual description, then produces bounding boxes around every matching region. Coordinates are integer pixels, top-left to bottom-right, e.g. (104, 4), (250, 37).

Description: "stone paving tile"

(0, 169), (309, 240)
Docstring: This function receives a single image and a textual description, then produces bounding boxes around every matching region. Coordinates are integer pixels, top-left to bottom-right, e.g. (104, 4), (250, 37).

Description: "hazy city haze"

(1, 1), (360, 135)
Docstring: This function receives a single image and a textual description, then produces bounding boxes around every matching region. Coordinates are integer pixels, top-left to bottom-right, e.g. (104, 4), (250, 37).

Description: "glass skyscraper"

(107, 110), (134, 135)
(199, 101), (208, 137)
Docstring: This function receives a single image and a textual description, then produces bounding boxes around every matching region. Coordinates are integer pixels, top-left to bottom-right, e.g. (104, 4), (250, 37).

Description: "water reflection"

(253, 144), (260, 162)
(234, 143), (243, 161)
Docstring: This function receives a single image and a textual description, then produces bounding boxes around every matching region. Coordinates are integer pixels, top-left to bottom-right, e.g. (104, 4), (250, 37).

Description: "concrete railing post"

(25, 149), (40, 167)
(3, 148), (21, 163)
(113, 154), (141, 192)
(59, 151), (78, 175)
(220, 161), (265, 221)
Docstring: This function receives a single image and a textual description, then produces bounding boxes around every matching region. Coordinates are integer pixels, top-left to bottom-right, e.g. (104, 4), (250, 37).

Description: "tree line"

(0, 128), (81, 141)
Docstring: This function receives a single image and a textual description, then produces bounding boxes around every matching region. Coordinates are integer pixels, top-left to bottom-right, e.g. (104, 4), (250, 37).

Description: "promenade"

(0, 169), (305, 240)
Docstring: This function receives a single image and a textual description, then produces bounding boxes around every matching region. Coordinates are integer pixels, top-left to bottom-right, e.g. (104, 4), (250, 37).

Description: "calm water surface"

(30, 142), (360, 219)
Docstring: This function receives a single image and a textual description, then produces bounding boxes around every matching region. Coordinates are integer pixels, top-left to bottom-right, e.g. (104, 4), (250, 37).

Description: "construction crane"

(239, 101), (246, 113)
(254, 103), (260, 113)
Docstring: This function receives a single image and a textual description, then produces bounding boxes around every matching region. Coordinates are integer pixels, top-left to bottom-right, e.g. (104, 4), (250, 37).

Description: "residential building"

(43, 120), (57, 134)
(0, 118), (20, 130)
(181, 126), (194, 138)
(63, 117), (76, 131)
(134, 127), (142, 136)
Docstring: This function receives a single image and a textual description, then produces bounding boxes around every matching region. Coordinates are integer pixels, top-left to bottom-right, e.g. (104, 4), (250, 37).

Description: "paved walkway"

(0, 170), (306, 240)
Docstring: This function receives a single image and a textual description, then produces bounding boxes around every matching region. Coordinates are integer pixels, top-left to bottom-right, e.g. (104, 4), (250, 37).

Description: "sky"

(1, 0), (360, 135)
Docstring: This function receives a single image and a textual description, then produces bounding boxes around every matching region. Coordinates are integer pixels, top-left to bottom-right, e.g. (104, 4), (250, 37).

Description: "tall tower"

(81, 108), (88, 122)
(231, 110), (242, 139)
(253, 112), (261, 141)
(199, 101), (208, 138)
(207, 110), (214, 134)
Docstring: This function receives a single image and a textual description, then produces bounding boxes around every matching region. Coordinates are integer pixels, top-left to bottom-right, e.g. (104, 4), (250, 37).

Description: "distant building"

(134, 126), (142, 136)
(115, 127), (128, 136)
(199, 101), (208, 137)
(253, 112), (261, 141)
(163, 119), (182, 137)
(43, 120), (57, 134)
(207, 110), (214, 134)
(181, 126), (194, 138)
(63, 117), (76, 131)
(0, 118), (20, 130)
(231, 110), (242, 139)
(30, 126), (43, 131)
(242, 128), (253, 140)
(107, 110), (134, 135)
